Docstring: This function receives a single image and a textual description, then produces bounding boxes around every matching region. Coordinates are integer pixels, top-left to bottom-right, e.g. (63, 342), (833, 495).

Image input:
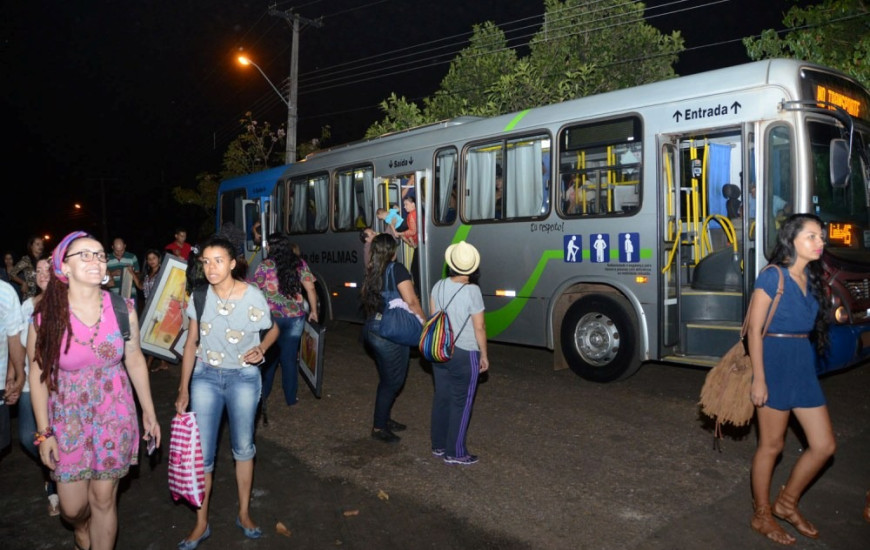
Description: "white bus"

(218, 59), (870, 382)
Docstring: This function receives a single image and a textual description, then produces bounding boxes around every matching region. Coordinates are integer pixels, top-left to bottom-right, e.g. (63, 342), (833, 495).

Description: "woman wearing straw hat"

(429, 240), (489, 465)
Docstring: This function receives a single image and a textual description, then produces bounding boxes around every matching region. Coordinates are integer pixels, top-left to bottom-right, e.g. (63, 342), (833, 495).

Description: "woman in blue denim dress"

(747, 214), (834, 546)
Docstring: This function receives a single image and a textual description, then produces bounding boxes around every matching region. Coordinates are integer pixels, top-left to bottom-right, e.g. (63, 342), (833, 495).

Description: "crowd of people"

(1, 212), (868, 549)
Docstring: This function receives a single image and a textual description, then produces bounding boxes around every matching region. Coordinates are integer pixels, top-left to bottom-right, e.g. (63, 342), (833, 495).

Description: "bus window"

(764, 125), (794, 253)
(335, 166), (374, 231)
(434, 148), (457, 224)
(288, 173), (329, 234)
(221, 188), (246, 230)
(558, 116), (642, 217)
(464, 134), (548, 221)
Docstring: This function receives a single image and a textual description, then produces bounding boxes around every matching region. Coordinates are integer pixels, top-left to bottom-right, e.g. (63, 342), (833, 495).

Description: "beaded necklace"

(71, 291), (104, 351)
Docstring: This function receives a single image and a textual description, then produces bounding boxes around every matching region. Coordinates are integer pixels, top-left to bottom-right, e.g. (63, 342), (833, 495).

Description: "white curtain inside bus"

(506, 139), (544, 218)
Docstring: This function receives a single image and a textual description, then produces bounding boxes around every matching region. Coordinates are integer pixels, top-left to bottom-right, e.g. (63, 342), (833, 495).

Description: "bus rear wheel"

(560, 294), (640, 383)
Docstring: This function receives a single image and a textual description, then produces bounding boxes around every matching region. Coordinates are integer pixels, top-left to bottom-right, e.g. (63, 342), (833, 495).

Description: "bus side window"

(434, 148), (458, 224)
(334, 167), (374, 231)
(463, 134), (548, 221)
(558, 117), (642, 217)
(289, 173), (329, 234)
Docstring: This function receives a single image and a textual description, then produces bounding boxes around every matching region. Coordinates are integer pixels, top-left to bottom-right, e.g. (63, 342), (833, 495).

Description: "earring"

(64, 272), (71, 277)
(101, 275), (110, 285)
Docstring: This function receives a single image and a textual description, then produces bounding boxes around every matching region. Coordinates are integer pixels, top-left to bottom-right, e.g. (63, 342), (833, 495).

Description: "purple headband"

(52, 231), (92, 284)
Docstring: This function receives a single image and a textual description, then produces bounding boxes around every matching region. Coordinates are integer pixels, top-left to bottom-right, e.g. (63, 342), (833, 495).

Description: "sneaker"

(444, 454), (478, 465)
(387, 419), (406, 432)
(431, 448), (446, 457)
(47, 494), (60, 516)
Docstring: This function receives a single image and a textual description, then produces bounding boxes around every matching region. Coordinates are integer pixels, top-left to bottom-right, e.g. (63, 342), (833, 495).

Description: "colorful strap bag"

(419, 283), (469, 363)
(168, 412), (205, 508)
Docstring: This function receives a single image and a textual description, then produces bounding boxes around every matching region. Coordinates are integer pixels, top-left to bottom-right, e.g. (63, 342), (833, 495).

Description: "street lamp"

(238, 55), (294, 164)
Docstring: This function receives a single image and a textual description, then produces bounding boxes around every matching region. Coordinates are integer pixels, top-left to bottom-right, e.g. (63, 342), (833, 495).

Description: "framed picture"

(298, 320), (325, 398)
(120, 267), (134, 299)
(139, 254), (188, 363)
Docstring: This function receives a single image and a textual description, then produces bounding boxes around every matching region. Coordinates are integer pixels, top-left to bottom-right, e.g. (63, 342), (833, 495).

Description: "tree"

(364, 93), (429, 139)
(528, 0), (683, 97)
(220, 111), (286, 178)
(366, 0), (684, 136)
(424, 21), (519, 120)
(744, 0), (870, 87)
(172, 112), (286, 237)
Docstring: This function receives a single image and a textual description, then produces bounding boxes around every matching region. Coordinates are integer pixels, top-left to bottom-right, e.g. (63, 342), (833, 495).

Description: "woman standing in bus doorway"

(429, 241), (489, 465)
(175, 236), (277, 550)
(361, 233), (425, 443)
(747, 214), (834, 546)
(28, 231), (160, 550)
(252, 233), (318, 414)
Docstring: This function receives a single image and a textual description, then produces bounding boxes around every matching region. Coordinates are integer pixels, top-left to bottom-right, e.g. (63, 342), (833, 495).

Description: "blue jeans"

(430, 348), (480, 458)
(261, 315), (305, 405)
(16, 392), (57, 494)
(190, 361), (261, 472)
(363, 318), (410, 430)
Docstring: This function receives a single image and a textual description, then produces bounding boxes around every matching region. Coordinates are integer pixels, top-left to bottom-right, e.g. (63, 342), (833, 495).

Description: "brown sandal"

(752, 504), (796, 545)
(772, 486), (819, 539)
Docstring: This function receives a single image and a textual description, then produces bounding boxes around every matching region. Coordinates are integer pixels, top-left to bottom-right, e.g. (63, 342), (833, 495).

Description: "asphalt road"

(1, 320), (868, 549)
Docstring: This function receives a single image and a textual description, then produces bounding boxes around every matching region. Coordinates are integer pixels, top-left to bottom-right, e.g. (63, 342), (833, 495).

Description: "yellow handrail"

(661, 220), (683, 273)
(700, 214), (738, 256)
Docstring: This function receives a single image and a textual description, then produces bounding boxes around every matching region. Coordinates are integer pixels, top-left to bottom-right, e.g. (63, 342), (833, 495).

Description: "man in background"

(165, 227), (192, 260)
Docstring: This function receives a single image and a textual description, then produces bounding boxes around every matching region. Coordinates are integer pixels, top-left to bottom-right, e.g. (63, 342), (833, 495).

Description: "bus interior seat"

(692, 247), (742, 291)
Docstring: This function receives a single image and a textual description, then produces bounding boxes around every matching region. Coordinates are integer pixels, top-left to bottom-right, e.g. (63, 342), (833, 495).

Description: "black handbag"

(378, 264), (422, 346)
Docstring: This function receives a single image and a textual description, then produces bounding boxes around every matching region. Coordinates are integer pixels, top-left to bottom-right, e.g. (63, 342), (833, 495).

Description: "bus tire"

(560, 294), (640, 383)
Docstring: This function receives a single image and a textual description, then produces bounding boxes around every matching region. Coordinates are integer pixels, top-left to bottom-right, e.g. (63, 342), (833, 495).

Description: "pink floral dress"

(46, 292), (139, 482)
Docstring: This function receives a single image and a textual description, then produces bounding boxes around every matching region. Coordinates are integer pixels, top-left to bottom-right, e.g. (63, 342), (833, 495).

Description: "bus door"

(375, 176), (406, 265)
(659, 127), (751, 359)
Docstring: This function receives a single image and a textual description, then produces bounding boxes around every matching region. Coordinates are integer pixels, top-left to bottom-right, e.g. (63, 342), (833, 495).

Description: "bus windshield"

(808, 120), (870, 264)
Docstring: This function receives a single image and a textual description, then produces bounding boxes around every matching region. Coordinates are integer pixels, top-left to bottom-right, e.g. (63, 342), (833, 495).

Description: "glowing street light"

(238, 55), (294, 164)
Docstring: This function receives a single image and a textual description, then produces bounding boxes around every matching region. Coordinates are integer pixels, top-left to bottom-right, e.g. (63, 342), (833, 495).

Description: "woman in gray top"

(428, 241), (489, 465)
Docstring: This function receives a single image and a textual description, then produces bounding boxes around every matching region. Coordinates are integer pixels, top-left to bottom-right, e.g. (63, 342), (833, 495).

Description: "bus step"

(680, 290), (743, 323)
(684, 321), (741, 356)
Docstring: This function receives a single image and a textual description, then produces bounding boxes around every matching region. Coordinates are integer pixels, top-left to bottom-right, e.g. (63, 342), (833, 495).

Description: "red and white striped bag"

(167, 412), (205, 508)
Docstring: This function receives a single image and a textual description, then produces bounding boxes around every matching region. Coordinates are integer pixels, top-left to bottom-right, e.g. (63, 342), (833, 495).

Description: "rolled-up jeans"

(190, 361), (261, 472)
(363, 317), (410, 430)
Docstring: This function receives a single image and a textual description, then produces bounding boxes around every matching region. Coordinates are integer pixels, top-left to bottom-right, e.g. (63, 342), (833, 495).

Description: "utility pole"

(268, 5), (322, 164)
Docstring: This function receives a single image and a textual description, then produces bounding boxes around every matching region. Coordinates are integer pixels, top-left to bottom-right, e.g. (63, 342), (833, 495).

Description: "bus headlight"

(833, 305), (849, 324)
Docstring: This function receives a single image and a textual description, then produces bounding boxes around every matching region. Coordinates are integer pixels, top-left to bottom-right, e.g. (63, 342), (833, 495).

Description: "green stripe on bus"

(503, 110), (530, 132)
(484, 249), (562, 336)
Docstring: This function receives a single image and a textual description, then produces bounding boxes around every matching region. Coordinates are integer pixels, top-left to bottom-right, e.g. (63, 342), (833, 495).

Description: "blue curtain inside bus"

(708, 143), (731, 217)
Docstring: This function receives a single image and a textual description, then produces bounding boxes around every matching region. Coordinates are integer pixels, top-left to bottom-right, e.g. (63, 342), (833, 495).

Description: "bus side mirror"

(830, 138), (850, 188)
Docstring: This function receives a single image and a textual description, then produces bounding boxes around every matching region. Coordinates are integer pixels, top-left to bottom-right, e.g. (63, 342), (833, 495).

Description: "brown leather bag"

(699, 266), (784, 435)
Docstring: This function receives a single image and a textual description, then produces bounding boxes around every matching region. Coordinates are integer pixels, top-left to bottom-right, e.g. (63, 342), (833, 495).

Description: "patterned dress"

(46, 292), (138, 482)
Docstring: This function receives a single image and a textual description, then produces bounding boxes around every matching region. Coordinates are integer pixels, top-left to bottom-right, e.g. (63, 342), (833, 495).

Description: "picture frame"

(298, 320), (325, 398)
(120, 267), (134, 300)
(139, 254), (188, 363)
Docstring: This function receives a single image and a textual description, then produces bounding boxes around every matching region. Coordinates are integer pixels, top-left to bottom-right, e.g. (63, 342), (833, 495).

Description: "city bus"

(216, 58), (870, 382)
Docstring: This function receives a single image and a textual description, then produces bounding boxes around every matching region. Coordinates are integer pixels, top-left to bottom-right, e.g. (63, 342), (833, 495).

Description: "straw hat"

(445, 241), (480, 275)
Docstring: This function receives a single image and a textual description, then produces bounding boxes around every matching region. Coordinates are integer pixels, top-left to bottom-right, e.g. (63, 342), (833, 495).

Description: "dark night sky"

(2, 0), (808, 256)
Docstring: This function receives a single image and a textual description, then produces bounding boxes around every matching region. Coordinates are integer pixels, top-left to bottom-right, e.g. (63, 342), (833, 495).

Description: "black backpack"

(109, 292), (131, 341)
(191, 284), (209, 346)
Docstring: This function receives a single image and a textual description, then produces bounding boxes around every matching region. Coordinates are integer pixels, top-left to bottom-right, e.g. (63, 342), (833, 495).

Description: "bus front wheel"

(560, 295), (640, 383)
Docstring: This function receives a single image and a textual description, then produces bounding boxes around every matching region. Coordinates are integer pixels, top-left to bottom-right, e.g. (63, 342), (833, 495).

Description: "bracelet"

(33, 427), (55, 446)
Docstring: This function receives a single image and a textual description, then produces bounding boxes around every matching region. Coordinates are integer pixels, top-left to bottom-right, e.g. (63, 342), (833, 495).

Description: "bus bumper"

(817, 324), (870, 374)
